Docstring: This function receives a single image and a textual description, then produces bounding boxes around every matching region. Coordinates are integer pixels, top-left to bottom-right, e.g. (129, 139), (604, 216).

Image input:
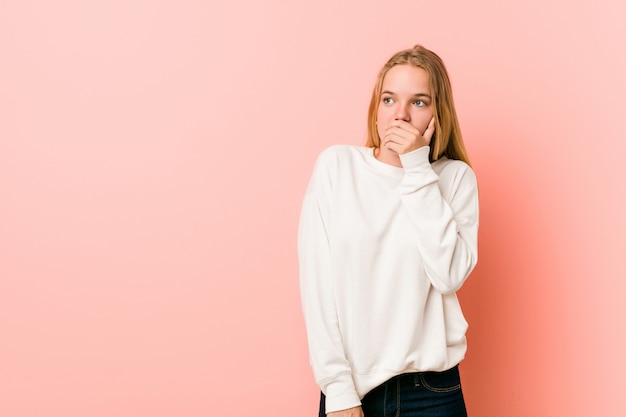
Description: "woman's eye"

(413, 100), (425, 107)
(382, 97), (393, 104)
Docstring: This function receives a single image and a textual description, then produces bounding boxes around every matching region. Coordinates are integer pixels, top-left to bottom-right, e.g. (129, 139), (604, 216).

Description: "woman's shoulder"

(432, 157), (473, 175)
(318, 144), (367, 157)
(315, 144), (369, 165)
(432, 157), (477, 188)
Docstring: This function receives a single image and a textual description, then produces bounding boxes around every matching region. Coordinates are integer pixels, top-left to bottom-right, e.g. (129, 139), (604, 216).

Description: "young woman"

(298, 45), (478, 417)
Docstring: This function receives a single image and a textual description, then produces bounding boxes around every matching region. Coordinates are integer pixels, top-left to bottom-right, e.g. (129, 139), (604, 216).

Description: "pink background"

(1, 0), (625, 415)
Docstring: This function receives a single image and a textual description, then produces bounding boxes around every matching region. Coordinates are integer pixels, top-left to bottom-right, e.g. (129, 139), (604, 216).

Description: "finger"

(382, 134), (409, 151)
(384, 142), (400, 154)
(422, 117), (435, 141)
(382, 136), (400, 152)
(383, 135), (411, 154)
(387, 120), (419, 135)
(384, 127), (415, 142)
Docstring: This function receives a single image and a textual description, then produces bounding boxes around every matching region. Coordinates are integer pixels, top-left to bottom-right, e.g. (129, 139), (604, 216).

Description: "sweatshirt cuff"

(324, 373), (361, 413)
(399, 146), (430, 171)
(398, 147), (438, 193)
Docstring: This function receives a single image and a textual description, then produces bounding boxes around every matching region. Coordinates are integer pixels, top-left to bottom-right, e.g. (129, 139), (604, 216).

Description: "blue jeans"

(318, 366), (467, 417)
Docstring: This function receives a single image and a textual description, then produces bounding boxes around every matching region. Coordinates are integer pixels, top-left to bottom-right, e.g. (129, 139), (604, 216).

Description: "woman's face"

(376, 64), (433, 141)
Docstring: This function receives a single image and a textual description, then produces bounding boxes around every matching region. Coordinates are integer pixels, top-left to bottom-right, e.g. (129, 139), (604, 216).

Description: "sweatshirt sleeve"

(398, 146), (479, 294)
(297, 151), (361, 413)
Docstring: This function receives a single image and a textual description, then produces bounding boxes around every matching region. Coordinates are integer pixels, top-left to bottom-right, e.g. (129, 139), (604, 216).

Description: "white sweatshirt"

(298, 145), (479, 413)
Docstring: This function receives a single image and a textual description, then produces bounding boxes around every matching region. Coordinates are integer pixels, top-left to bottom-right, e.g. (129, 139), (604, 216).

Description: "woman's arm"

(398, 146), (479, 294)
(298, 150), (362, 413)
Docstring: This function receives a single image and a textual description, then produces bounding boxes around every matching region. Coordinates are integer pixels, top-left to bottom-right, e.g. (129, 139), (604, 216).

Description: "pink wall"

(1, 0), (624, 415)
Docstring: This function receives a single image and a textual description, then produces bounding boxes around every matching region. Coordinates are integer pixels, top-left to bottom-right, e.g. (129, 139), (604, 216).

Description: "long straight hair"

(366, 45), (471, 166)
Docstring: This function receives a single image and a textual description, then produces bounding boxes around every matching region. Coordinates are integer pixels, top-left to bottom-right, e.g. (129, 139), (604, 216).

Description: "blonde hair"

(366, 45), (471, 166)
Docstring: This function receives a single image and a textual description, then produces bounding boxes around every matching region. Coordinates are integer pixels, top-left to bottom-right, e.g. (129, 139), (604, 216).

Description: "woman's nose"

(394, 104), (410, 121)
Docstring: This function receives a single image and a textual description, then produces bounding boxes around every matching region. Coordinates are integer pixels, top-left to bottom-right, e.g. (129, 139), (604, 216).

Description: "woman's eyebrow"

(413, 93), (431, 98)
(381, 90), (431, 99)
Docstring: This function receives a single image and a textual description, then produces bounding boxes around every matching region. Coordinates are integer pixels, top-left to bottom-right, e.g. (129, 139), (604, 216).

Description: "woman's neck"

(374, 147), (402, 167)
